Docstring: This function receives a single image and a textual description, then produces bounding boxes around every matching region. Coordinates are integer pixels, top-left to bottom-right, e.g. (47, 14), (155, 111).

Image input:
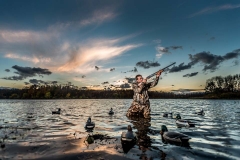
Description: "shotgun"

(146, 62), (176, 79)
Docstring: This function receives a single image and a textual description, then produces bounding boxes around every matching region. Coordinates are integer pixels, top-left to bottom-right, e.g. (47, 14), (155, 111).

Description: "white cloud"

(57, 38), (141, 73)
(2, 28), (141, 74)
(155, 45), (170, 59)
(47, 9), (118, 31)
(5, 53), (51, 64)
(79, 10), (117, 27)
(189, 4), (240, 18)
(0, 29), (58, 43)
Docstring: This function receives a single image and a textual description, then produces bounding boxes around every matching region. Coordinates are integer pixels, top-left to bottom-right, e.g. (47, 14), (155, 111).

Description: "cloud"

(5, 53), (51, 64)
(2, 76), (24, 81)
(110, 68), (115, 71)
(189, 4), (240, 18)
(120, 83), (131, 89)
(136, 61), (160, 69)
(2, 65), (52, 81)
(24, 82), (30, 85)
(153, 39), (161, 44)
(101, 81), (109, 85)
(210, 37), (215, 40)
(1, 4), (139, 74)
(156, 45), (182, 58)
(170, 46), (183, 50)
(79, 9), (117, 28)
(170, 49), (240, 73)
(125, 77), (135, 83)
(183, 72), (199, 78)
(0, 29), (60, 66)
(5, 69), (10, 72)
(29, 79), (45, 84)
(2, 29), (141, 74)
(189, 50), (240, 72)
(95, 66), (100, 70)
(0, 29), (57, 43)
(156, 46), (170, 58)
(50, 8), (118, 31)
(122, 67), (138, 73)
(223, 51), (240, 60)
(57, 37), (141, 73)
(233, 60), (239, 66)
(169, 62), (194, 73)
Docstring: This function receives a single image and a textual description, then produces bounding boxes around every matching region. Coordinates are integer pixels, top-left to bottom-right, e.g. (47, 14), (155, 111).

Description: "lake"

(0, 99), (240, 160)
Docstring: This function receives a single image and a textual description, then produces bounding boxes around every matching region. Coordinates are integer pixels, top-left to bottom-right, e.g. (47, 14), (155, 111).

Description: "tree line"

(0, 83), (204, 99)
(0, 74), (239, 99)
(204, 73), (240, 99)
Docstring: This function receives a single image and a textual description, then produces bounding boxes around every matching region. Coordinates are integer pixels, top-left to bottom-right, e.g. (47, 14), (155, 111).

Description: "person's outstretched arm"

(147, 70), (163, 88)
(148, 77), (159, 88)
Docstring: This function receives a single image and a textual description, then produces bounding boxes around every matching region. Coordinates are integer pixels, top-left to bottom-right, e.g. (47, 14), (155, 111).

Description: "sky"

(0, 0), (240, 92)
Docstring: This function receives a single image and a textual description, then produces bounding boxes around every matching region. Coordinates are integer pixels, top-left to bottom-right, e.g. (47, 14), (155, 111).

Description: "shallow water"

(0, 99), (240, 160)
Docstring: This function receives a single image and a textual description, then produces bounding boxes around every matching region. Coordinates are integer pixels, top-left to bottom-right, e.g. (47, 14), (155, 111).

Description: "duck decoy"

(160, 125), (191, 146)
(109, 108), (114, 115)
(1, 143), (5, 149)
(52, 108), (61, 114)
(163, 112), (173, 118)
(175, 114), (195, 127)
(85, 117), (95, 130)
(195, 109), (205, 115)
(121, 125), (137, 153)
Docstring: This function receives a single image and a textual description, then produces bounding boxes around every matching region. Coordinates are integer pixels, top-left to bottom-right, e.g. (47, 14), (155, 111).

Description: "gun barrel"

(146, 62), (176, 79)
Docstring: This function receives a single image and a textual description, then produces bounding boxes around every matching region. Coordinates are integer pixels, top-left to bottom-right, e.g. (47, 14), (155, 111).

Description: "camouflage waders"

(126, 77), (159, 118)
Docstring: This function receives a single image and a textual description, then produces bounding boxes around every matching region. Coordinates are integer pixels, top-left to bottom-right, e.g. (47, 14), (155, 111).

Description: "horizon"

(0, 0), (240, 93)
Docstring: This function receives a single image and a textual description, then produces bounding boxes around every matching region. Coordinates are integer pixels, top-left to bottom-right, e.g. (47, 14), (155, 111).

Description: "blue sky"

(0, 0), (240, 92)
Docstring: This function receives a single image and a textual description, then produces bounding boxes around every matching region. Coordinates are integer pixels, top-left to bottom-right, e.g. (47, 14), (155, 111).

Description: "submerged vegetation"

(0, 74), (239, 99)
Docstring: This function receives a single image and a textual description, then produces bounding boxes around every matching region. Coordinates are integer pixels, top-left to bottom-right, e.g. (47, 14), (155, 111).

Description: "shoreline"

(0, 98), (240, 100)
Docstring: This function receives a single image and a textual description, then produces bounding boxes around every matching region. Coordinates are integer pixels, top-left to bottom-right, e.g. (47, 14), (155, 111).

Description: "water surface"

(0, 99), (240, 159)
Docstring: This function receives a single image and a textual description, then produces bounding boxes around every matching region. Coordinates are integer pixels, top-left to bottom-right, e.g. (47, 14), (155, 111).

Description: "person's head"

(135, 74), (143, 83)
(127, 125), (132, 131)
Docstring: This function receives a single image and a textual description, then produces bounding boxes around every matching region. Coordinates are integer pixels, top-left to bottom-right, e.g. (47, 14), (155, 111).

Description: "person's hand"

(156, 70), (163, 77)
(142, 79), (147, 83)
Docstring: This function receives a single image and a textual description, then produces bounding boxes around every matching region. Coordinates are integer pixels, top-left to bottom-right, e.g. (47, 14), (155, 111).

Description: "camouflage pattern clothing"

(126, 77), (159, 118)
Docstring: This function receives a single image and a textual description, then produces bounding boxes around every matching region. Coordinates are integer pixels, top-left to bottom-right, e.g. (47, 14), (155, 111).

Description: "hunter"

(126, 70), (163, 118)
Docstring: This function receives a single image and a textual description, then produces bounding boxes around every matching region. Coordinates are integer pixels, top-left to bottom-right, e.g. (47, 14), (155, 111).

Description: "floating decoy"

(109, 108), (114, 115)
(85, 117), (95, 130)
(195, 109), (205, 115)
(121, 125), (137, 153)
(175, 114), (195, 127)
(160, 125), (191, 146)
(1, 143), (5, 149)
(163, 112), (173, 118)
(52, 108), (61, 114)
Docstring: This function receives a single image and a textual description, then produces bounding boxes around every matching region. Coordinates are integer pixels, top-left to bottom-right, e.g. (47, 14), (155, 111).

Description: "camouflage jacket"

(132, 77), (159, 105)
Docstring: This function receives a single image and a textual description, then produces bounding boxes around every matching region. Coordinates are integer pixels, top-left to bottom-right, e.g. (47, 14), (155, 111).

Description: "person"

(125, 125), (135, 139)
(126, 70), (163, 118)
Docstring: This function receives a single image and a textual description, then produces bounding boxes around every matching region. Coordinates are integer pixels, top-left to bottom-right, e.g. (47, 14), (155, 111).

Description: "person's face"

(137, 76), (143, 83)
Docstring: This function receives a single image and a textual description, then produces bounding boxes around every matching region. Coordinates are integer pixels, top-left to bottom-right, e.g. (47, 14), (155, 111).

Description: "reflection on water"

(0, 99), (240, 159)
